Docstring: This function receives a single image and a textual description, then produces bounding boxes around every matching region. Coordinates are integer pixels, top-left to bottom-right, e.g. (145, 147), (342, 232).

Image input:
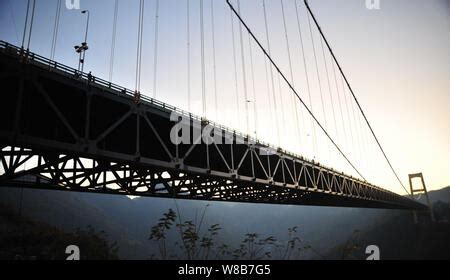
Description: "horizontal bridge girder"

(0, 41), (426, 210)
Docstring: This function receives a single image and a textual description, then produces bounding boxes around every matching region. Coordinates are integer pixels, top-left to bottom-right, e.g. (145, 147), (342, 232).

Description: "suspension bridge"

(0, 0), (427, 210)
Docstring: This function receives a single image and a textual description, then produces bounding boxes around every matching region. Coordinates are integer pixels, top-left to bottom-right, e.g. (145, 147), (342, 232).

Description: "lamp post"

(74, 10), (90, 73)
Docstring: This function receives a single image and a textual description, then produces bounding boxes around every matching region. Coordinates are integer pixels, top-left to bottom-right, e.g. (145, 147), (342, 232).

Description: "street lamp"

(74, 10), (90, 73)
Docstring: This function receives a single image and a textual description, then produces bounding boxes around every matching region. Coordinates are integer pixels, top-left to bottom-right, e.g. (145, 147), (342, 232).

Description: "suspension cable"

(340, 74), (355, 163)
(109, 0), (119, 82)
(26, 0), (36, 51)
(320, 38), (338, 144)
(248, 35), (258, 138)
(153, 0), (160, 98)
(262, 0), (280, 147)
(230, 7), (241, 128)
(331, 54), (348, 155)
(135, 0), (144, 92)
(294, 0), (317, 158)
(263, 47), (274, 142)
(21, 0), (30, 48)
(186, 0), (191, 112)
(50, 0), (61, 61)
(7, 0), (20, 44)
(210, 0), (218, 121)
(303, 0), (408, 193)
(320, 37), (340, 166)
(237, 0), (249, 134)
(277, 72), (287, 148)
(200, 0), (206, 118)
(349, 82), (363, 173)
(280, 0), (302, 152)
(226, 0), (366, 181)
(307, 11), (330, 161)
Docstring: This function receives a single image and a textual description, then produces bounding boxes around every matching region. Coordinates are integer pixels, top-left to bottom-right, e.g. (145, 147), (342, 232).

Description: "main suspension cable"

(227, 0), (366, 181)
(303, 0), (408, 193)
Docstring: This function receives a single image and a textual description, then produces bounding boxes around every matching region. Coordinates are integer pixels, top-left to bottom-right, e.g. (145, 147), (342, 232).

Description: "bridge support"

(408, 173), (435, 223)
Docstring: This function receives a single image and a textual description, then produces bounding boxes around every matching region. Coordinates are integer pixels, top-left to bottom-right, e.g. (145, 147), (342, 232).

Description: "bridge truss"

(0, 41), (426, 210)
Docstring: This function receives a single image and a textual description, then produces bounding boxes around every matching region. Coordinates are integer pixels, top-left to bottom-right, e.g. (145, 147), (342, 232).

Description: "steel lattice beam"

(0, 41), (426, 210)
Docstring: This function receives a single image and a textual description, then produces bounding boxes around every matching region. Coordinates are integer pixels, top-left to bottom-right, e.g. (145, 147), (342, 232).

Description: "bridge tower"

(408, 173), (435, 223)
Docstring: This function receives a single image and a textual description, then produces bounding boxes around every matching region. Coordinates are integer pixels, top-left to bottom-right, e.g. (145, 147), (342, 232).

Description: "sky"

(0, 0), (448, 194)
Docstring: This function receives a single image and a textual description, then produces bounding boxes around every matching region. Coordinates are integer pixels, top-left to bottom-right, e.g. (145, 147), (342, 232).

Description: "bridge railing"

(0, 40), (393, 194)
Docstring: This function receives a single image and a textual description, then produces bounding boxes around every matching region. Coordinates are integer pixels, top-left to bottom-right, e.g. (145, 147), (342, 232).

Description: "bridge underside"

(0, 42), (426, 210)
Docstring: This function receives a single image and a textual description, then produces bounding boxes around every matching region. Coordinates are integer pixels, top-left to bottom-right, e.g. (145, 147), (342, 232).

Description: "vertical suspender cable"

(320, 37), (339, 165)
(248, 35), (258, 138)
(50, 0), (62, 61)
(280, 0), (303, 152)
(350, 91), (364, 175)
(153, 0), (160, 98)
(262, 0), (280, 147)
(109, 0), (119, 82)
(277, 74), (287, 148)
(303, 0), (408, 193)
(186, 0), (191, 112)
(7, 0), (20, 44)
(210, 0), (218, 121)
(226, 0), (366, 181)
(237, 0), (249, 134)
(135, 0), (144, 92)
(26, 0), (36, 51)
(307, 11), (329, 161)
(263, 49), (274, 142)
(21, 0), (31, 49)
(200, 0), (206, 118)
(294, 0), (317, 158)
(320, 38), (338, 145)
(340, 74), (355, 165)
(331, 57), (349, 162)
(230, 7), (241, 127)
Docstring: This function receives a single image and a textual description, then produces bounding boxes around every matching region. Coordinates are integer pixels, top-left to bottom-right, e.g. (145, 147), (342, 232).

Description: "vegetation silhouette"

(149, 205), (323, 260)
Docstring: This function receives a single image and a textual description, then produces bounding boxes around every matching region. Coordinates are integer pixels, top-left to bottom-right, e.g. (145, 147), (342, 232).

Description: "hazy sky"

(0, 0), (448, 194)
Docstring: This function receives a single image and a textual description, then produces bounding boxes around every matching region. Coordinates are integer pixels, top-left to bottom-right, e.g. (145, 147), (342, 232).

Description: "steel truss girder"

(0, 42), (426, 210)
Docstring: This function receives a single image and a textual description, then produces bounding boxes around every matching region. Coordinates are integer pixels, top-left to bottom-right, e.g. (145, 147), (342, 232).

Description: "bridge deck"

(0, 41), (426, 210)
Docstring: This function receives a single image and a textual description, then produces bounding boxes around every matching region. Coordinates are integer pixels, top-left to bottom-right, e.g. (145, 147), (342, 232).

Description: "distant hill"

(0, 202), (118, 260)
(0, 185), (448, 259)
(324, 198), (450, 260)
